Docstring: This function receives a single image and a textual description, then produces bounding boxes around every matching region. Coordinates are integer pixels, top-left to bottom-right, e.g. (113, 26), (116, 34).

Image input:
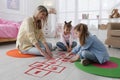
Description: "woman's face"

(36, 12), (47, 20)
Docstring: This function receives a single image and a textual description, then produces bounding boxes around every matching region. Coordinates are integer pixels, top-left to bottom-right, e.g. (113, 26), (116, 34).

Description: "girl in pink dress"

(56, 21), (77, 52)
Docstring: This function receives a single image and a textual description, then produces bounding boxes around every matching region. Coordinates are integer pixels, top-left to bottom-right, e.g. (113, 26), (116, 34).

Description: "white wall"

(0, 0), (44, 21)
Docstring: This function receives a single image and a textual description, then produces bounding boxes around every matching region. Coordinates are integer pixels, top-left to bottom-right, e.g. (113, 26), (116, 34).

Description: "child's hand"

(63, 52), (72, 59)
(68, 47), (72, 52)
(66, 47), (69, 52)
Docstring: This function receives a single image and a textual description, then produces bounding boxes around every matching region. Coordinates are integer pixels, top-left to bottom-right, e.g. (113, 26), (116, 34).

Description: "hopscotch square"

(44, 58), (62, 66)
(58, 52), (75, 62)
(58, 52), (74, 59)
(25, 67), (51, 78)
(43, 65), (66, 73)
(58, 58), (70, 62)
(29, 62), (48, 69)
(58, 52), (66, 57)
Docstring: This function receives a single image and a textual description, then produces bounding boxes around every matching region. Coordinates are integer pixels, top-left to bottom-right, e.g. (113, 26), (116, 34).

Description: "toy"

(109, 9), (120, 18)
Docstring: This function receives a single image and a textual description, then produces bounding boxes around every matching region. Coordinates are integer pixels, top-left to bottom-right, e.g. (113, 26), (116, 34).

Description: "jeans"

(56, 41), (77, 51)
(21, 41), (52, 55)
(79, 50), (99, 63)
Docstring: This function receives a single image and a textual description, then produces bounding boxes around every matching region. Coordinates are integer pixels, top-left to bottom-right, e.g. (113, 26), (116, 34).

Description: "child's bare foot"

(69, 55), (80, 63)
(69, 57), (78, 63)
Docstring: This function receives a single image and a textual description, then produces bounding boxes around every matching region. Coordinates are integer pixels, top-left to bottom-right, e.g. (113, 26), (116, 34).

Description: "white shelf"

(78, 18), (120, 30)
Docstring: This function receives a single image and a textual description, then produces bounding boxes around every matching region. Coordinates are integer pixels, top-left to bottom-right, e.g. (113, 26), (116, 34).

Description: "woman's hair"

(34, 5), (48, 29)
(74, 23), (89, 46)
(36, 5), (48, 17)
(63, 21), (72, 30)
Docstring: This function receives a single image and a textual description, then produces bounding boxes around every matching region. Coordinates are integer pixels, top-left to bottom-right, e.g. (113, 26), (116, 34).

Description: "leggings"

(20, 41), (52, 55)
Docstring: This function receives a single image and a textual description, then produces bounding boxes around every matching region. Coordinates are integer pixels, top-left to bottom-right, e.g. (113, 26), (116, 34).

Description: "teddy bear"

(109, 9), (120, 18)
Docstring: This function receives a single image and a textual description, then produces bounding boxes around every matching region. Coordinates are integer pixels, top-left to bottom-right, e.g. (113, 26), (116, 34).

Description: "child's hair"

(74, 23), (89, 46)
(63, 21), (72, 30)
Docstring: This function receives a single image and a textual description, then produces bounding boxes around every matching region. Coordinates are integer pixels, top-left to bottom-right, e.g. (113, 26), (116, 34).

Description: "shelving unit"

(43, 14), (57, 38)
(78, 18), (99, 30)
(78, 17), (120, 30)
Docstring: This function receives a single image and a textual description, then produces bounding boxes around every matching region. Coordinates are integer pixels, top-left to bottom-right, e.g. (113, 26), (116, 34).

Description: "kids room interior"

(0, 0), (120, 80)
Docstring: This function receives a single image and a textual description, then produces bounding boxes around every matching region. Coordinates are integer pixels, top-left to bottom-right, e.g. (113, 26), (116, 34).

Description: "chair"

(105, 22), (120, 48)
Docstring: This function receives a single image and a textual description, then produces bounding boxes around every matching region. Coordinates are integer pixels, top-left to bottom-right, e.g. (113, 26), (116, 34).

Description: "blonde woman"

(16, 5), (53, 60)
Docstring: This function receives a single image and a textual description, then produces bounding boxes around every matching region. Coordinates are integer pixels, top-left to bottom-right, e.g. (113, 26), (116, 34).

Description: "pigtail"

(64, 21), (72, 29)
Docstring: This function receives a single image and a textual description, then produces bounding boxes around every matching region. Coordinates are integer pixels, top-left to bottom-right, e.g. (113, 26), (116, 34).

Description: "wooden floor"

(0, 30), (120, 80)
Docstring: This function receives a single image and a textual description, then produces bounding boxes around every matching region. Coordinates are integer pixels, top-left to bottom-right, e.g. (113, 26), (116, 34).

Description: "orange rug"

(7, 49), (36, 58)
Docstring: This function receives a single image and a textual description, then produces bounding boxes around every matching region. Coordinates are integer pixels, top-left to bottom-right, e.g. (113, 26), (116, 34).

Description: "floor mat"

(6, 49), (36, 58)
(74, 57), (120, 78)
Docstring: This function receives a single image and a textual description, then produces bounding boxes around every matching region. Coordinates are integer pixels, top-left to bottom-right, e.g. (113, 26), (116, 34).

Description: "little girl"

(65, 23), (109, 66)
(56, 21), (77, 52)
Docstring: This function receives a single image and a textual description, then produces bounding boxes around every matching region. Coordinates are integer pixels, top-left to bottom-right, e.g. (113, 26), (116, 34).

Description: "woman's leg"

(56, 42), (67, 51)
(39, 41), (52, 51)
(21, 41), (52, 55)
(21, 47), (45, 55)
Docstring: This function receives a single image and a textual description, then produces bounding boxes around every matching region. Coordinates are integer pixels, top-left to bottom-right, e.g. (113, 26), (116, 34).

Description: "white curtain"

(56, 0), (120, 28)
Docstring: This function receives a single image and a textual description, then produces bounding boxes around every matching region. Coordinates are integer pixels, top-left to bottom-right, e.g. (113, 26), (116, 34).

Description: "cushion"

(6, 49), (36, 58)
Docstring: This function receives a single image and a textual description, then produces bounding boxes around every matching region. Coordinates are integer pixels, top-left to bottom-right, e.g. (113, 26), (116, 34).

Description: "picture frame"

(7, 0), (19, 10)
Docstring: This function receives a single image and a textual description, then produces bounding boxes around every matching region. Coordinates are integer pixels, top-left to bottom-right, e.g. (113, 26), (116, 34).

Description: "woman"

(16, 5), (53, 60)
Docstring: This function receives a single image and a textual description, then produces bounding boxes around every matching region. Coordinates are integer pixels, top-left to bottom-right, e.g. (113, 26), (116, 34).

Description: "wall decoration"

(7, 0), (19, 10)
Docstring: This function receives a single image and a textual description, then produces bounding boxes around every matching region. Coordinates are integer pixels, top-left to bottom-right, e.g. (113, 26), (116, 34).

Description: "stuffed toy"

(110, 9), (120, 18)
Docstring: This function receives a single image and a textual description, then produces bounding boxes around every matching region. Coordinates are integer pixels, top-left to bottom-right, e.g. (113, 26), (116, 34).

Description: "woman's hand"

(41, 50), (52, 60)
(46, 48), (53, 56)
(34, 42), (53, 60)
(43, 42), (53, 58)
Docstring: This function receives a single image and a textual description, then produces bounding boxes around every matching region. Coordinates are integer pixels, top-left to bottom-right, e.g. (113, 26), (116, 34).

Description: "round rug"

(7, 49), (36, 58)
(74, 57), (120, 78)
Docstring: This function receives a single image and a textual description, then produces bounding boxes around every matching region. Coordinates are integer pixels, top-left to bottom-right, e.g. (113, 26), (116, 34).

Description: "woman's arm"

(38, 29), (53, 58)
(34, 42), (52, 59)
(43, 42), (52, 56)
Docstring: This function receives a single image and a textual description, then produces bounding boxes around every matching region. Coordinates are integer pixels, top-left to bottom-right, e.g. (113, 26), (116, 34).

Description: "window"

(57, 0), (120, 28)
(57, 0), (76, 25)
